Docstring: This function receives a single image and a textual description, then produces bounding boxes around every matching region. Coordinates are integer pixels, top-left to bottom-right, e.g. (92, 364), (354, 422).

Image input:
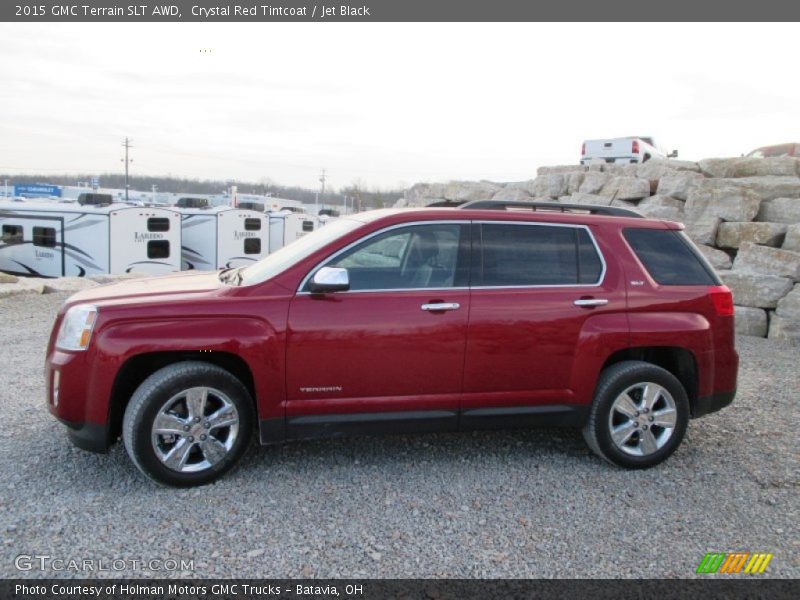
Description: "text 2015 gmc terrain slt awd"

(45, 201), (738, 486)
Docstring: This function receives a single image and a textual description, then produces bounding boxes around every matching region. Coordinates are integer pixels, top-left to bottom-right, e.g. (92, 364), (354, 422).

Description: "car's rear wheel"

(582, 360), (689, 469)
(123, 362), (254, 487)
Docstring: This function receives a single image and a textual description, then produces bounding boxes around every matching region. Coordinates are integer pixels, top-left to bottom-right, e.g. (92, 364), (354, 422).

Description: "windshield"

(237, 217), (363, 285)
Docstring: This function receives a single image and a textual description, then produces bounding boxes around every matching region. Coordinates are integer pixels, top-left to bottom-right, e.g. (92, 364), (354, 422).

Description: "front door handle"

(574, 298), (609, 307)
(421, 302), (460, 312)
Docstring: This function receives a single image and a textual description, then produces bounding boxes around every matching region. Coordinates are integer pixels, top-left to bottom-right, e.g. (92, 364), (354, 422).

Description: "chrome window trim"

(296, 220), (470, 294)
(296, 218), (607, 294)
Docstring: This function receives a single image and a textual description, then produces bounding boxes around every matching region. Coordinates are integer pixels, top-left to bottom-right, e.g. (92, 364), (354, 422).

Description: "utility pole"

(319, 168), (326, 211)
(121, 137), (133, 202)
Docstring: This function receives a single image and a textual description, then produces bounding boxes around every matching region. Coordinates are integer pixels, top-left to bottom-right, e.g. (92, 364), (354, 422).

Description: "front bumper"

(60, 419), (111, 453)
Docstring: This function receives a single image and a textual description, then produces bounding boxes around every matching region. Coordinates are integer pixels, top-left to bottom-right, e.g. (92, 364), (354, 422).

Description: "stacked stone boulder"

(401, 156), (800, 343)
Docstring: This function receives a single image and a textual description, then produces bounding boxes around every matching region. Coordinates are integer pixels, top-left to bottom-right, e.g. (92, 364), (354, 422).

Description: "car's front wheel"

(123, 362), (254, 487)
(582, 360), (689, 469)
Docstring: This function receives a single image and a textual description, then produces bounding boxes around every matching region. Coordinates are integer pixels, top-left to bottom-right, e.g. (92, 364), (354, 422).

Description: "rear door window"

(476, 223), (603, 286)
(624, 228), (720, 285)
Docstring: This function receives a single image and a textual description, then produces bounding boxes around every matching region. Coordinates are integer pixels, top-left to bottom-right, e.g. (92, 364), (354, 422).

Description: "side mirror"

(668, 149), (679, 158)
(308, 267), (350, 293)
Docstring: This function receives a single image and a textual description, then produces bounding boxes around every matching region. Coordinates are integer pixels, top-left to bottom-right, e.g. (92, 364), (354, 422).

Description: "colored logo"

(696, 552), (773, 574)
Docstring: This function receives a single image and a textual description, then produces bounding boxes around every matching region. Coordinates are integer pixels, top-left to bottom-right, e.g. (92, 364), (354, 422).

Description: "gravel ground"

(0, 292), (797, 579)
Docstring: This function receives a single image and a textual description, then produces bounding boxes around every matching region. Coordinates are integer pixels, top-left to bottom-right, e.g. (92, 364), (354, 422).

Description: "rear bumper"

(60, 419), (111, 453)
(692, 390), (736, 419)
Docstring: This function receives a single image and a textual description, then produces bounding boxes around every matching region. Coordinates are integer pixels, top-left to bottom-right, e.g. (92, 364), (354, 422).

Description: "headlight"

(56, 304), (98, 351)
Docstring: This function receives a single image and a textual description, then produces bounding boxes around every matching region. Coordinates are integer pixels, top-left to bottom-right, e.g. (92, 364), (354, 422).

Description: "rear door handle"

(574, 298), (609, 307)
(421, 302), (460, 312)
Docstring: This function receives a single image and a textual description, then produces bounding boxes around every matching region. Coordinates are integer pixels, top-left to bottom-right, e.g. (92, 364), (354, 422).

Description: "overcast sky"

(0, 22), (798, 191)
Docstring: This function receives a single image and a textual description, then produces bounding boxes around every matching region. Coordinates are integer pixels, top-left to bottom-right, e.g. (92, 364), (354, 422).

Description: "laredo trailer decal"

(217, 209), (269, 268)
(109, 208), (182, 275)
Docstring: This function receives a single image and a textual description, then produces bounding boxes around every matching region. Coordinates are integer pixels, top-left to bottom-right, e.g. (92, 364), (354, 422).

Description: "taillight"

(632, 140), (640, 154)
(581, 143), (586, 156)
(709, 286), (734, 317)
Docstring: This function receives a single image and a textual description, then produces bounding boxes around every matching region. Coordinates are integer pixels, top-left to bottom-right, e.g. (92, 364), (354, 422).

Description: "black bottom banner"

(3, 579), (799, 600)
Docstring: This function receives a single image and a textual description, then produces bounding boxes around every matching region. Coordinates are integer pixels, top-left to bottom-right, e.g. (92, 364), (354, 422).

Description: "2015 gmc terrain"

(45, 201), (738, 486)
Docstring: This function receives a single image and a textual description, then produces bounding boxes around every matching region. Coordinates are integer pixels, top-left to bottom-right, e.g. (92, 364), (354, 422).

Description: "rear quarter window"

(624, 228), (720, 286)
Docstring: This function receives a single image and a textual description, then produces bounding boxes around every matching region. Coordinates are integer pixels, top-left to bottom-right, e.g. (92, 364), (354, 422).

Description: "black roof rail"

(426, 200), (467, 207)
(458, 200), (644, 218)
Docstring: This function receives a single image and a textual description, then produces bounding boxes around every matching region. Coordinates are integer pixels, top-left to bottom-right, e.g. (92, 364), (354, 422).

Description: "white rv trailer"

(0, 201), (181, 277)
(268, 211), (319, 253)
(178, 206), (269, 271)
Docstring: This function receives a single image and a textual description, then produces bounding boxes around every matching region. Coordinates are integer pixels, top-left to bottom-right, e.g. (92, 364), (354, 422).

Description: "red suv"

(45, 201), (738, 486)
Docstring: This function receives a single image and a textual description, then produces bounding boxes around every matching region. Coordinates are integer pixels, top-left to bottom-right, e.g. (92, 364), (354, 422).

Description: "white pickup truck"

(581, 137), (678, 165)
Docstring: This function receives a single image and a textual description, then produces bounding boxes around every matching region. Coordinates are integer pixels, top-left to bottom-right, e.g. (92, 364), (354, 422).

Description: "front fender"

(88, 316), (284, 423)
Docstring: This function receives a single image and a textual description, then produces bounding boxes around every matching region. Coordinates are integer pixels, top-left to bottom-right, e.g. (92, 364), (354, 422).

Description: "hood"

(67, 270), (226, 306)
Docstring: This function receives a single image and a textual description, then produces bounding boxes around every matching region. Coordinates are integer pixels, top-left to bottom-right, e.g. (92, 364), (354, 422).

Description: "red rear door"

(462, 221), (627, 423)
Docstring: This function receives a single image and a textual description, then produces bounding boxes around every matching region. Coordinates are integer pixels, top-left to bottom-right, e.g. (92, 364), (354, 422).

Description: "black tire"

(582, 360), (689, 469)
(123, 361), (254, 487)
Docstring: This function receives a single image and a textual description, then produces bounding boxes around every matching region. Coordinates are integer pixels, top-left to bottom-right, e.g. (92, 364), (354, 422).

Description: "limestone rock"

(566, 172), (585, 195)
(719, 271), (793, 308)
(443, 181), (502, 202)
(698, 157), (800, 178)
(768, 314), (800, 345)
(406, 182), (447, 205)
(783, 225), (800, 253)
(0, 273), (19, 284)
(697, 244), (733, 270)
(733, 242), (800, 280)
(656, 171), (704, 201)
(536, 165), (586, 176)
(529, 174), (570, 199)
(0, 278), (47, 298)
(685, 216), (721, 245)
(685, 183), (761, 222)
(637, 159), (700, 183)
(721, 176), (800, 201)
(569, 192), (610, 205)
(505, 180), (537, 195)
(492, 187), (533, 202)
(733, 306), (768, 337)
(600, 176), (650, 201)
(43, 277), (100, 294)
(776, 284), (800, 321)
(601, 163), (638, 177)
(635, 195), (685, 221)
(586, 159), (606, 172)
(757, 197), (800, 223)
(578, 172), (609, 195)
(715, 222), (788, 249)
